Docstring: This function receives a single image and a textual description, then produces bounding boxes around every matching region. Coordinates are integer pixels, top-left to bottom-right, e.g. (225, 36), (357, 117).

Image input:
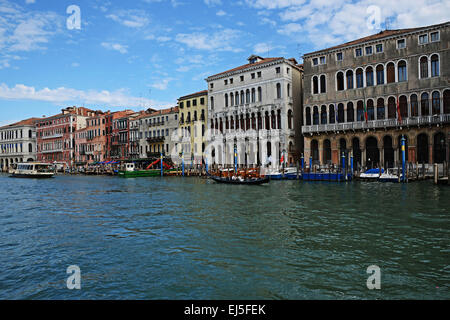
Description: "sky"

(0, 0), (449, 126)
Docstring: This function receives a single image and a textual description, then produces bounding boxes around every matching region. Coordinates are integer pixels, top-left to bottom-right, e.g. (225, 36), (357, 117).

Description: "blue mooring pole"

(301, 153), (304, 171)
(342, 152), (346, 181)
(351, 153), (354, 178)
(182, 152), (185, 177)
(234, 145), (238, 174)
(401, 135), (406, 182)
(160, 153), (163, 177)
(205, 157), (208, 174)
(309, 157), (312, 172)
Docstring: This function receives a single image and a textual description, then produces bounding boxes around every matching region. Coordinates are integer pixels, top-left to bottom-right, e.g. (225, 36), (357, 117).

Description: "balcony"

(147, 136), (165, 143)
(302, 114), (450, 134)
(41, 133), (63, 140)
(41, 149), (63, 154)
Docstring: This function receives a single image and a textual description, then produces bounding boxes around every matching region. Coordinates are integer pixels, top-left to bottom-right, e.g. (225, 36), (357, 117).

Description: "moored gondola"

(208, 173), (270, 185)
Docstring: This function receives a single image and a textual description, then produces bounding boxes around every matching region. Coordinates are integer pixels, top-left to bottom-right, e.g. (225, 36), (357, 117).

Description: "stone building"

(302, 22), (450, 169)
(0, 118), (40, 171)
(36, 107), (94, 168)
(206, 55), (303, 168)
(178, 90), (208, 165)
(129, 107), (179, 160)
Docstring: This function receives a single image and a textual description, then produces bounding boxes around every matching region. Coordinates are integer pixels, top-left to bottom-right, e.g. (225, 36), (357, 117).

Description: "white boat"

(359, 168), (384, 181)
(10, 163), (54, 179)
(378, 169), (400, 183)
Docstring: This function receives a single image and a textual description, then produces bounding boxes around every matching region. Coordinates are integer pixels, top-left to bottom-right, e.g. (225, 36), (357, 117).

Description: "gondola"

(209, 174), (270, 185)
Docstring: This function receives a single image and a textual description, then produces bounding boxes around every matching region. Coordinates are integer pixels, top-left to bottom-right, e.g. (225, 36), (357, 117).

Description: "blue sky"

(0, 0), (449, 125)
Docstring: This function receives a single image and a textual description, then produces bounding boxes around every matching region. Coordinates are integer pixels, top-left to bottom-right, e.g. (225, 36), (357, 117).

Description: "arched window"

(287, 84), (291, 97)
(376, 65), (384, 85)
(305, 107), (311, 126)
(386, 62), (395, 83)
(410, 94), (418, 117)
(399, 95), (408, 119)
(347, 102), (354, 122)
(366, 67), (374, 87)
(420, 57), (428, 78)
(388, 97), (396, 118)
(258, 87), (262, 102)
(346, 70), (354, 89)
(320, 75), (326, 93)
(276, 83), (282, 99)
(246, 89), (250, 103)
(225, 94), (229, 107)
(377, 98), (385, 120)
(230, 92), (234, 106)
(313, 106), (319, 125)
(288, 110), (293, 130)
(367, 99), (375, 120)
(329, 105), (335, 124)
(240, 90), (245, 105)
(312, 76), (319, 94)
(235, 92), (239, 105)
(336, 72), (344, 91)
(398, 61), (407, 82)
(210, 97), (214, 109)
(431, 54), (439, 77)
(28, 130), (32, 138)
(357, 101), (364, 121)
(28, 143), (32, 153)
(356, 68), (363, 88)
(251, 88), (256, 102)
(432, 91), (441, 115)
(421, 92), (429, 116)
(320, 105), (327, 124)
(444, 90), (450, 114)
(338, 103), (345, 123)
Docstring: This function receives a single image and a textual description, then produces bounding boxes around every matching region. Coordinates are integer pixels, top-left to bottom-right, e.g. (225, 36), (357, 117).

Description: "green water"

(0, 174), (448, 299)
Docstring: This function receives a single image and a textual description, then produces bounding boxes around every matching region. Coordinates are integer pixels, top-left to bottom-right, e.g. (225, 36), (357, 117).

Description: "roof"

(304, 21), (449, 56)
(207, 57), (285, 79)
(133, 106), (179, 121)
(178, 90), (208, 101)
(0, 117), (41, 129)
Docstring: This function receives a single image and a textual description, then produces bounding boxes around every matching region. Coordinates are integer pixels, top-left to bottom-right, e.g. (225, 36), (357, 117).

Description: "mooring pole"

(160, 153), (163, 177)
(350, 152), (354, 179)
(401, 135), (406, 182)
(182, 152), (185, 177)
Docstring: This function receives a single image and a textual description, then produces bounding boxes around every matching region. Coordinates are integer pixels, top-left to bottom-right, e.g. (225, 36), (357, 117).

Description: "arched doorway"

(323, 139), (331, 164)
(366, 137), (379, 169)
(352, 137), (362, 168)
(433, 132), (446, 164)
(417, 133), (429, 164)
(383, 136), (394, 168)
(397, 135), (409, 163)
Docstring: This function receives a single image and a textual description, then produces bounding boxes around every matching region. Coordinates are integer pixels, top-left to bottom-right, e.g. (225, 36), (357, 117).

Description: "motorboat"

(378, 169), (400, 183)
(10, 163), (54, 179)
(209, 174), (270, 185)
(359, 168), (384, 181)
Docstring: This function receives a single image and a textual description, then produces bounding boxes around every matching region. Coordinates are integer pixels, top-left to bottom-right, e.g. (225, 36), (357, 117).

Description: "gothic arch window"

(398, 60), (407, 82)
(336, 72), (344, 91)
(320, 75), (326, 93)
(312, 76), (319, 94)
(431, 54), (440, 77)
(346, 70), (354, 89)
(386, 62), (395, 83)
(420, 56), (428, 79)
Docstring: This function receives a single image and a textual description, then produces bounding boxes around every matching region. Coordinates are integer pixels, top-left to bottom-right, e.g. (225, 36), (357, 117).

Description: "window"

(410, 94), (418, 117)
(420, 56), (428, 78)
(355, 48), (362, 57)
(276, 67), (281, 74)
(230, 78), (233, 84)
(319, 56), (326, 64)
(397, 39), (406, 49)
(432, 91), (440, 115)
(251, 73), (255, 79)
(386, 62), (395, 83)
(356, 68), (363, 88)
(225, 94), (229, 107)
(398, 61), (407, 82)
(366, 67), (374, 86)
(200, 97), (205, 105)
(376, 44), (383, 53)
(210, 83), (214, 89)
(312, 76), (319, 94)
(419, 34), (428, 44)
(376, 65), (384, 85)
(337, 72), (344, 91)
(320, 75), (326, 93)
(276, 83), (282, 99)
(287, 68), (290, 74)
(346, 70), (354, 89)
(257, 72), (262, 78)
(365, 46), (373, 55)
(312, 58), (318, 66)
(430, 31), (439, 42)
(224, 80), (228, 85)
(240, 76), (244, 81)
(193, 99), (197, 106)
(258, 87), (262, 102)
(336, 52), (343, 61)
(431, 54), (439, 77)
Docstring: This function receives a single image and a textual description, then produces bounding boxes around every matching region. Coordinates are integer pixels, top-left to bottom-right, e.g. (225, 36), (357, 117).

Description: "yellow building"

(178, 90), (208, 165)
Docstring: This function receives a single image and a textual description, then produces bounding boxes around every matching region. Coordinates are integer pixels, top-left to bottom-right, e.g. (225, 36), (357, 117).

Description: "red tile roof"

(207, 57), (285, 78)
(178, 90), (208, 101)
(0, 117), (41, 129)
(305, 21), (449, 56)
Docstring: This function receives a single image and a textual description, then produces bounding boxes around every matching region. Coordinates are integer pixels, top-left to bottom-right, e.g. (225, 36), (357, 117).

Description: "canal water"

(0, 174), (449, 300)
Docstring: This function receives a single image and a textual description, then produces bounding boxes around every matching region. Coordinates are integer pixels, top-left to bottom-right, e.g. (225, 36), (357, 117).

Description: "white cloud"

(204, 0), (222, 6)
(245, 0), (306, 9)
(253, 42), (285, 55)
(0, 83), (172, 108)
(277, 23), (302, 36)
(101, 42), (128, 54)
(25, 0), (35, 4)
(106, 10), (150, 28)
(216, 10), (227, 16)
(175, 29), (243, 52)
(150, 78), (175, 90)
